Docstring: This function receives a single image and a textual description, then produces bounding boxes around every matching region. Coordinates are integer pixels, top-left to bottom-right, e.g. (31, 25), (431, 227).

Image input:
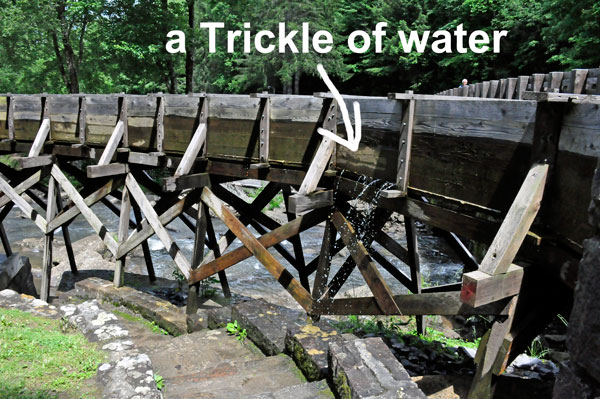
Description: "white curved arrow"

(316, 64), (362, 152)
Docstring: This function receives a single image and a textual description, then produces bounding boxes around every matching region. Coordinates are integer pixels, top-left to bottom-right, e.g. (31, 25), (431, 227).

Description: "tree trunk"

(294, 71), (301, 94)
(185, 0), (194, 93)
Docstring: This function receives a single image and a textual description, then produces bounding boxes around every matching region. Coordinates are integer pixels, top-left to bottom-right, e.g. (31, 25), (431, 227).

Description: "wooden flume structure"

(0, 67), (598, 398)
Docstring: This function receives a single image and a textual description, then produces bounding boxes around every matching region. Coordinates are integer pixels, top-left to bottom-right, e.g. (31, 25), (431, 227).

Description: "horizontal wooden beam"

(161, 172), (210, 192)
(12, 155), (54, 170)
(288, 190), (333, 214)
(312, 292), (512, 316)
(87, 163), (129, 178)
(522, 91), (600, 104)
(461, 264), (524, 307)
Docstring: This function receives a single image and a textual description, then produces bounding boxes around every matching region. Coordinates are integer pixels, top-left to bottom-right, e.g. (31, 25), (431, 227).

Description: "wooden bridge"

(0, 67), (598, 398)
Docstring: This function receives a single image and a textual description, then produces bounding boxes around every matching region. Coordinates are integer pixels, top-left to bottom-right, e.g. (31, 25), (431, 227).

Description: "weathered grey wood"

(0, 221), (11, 256)
(479, 164), (549, 275)
(119, 95), (128, 146)
(396, 92), (415, 191)
(162, 172), (210, 192)
(126, 173), (191, 279)
(187, 200), (207, 314)
(14, 155), (54, 170)
(0, 176), (47, 232)
(116, 190), (199, 258)
(259, 97), (270, 164)
(114, 187), (130, 287)
(56, 189), (77, 275)
(40, 176), (57, 302)
(7, 95), (15, 140)
(549, 72), (564, 91)
(461, 264), (524, 307)
(532, 74), (545, 92)
(87, 163), (128, 178)
(156, 95), (165, 153)
(488, 80), (499, 98)
(506, 78), (517, 99)
(516, 76), (529, 99)
(98, 120), (125, 165)
(78, 96), (87, 144)
(522, 91), (600, 104)
(174, 123), (206, 177)
(498, 79), (507, 98)
(51, 165), (118, 255)
(313, 218), (335, 302)
(468, 296), (518, 399)
(128, 151), (166, 167)
(288, 190), (333, 214)
(28, 118), (50, 157)
(475, 83), (482, 97)
(131, 200), (155, 282)
(298, 100), (337, 194)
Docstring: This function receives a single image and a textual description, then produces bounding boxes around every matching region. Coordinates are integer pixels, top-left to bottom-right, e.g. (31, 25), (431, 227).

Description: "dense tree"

(0, 0), (598, 95)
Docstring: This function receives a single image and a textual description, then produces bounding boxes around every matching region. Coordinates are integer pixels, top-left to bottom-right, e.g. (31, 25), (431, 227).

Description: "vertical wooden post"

(187, 201), (207, 314)
(406, 216), (423, 333)
(313, 218), (335, 301)
(41, 176), (57, 302)
(396, 91), (415, 193)
(78, 95), (87, 144)
(119, 95), (129, 147)
(7, 95), (15, 141)
(282, 185), (308, 290)
(114, 187), (131, 287)
(56, 189), (77, 274)
(260, 95), (270, 165)
(204, 207), (231, 298)
(132, 201), (156, 282)
(156, 94), (165, 153)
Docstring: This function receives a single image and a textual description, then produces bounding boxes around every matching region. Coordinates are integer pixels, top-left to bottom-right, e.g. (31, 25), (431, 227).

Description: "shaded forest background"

(0, 0), (598, 95)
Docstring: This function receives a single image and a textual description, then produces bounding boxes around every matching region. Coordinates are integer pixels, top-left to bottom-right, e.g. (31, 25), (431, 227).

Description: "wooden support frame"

(114, 187), (130, 287)
(97, 121), (125, 166)
(78, 96), (87, 144)
(298, 99), (337, 195)
(200, 186), (313, 312)
(28, 118), (51, 158)
(288, 190), (333, 214)
(156, 94), (165, 153)
(395, 91), (415, 194)
(461, 264), (524, 307)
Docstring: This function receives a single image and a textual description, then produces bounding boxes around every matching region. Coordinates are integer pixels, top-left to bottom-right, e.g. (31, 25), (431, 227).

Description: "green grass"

(244, 186), (285, 211)
(333, 315), (480, 349)
(0, 308), (106, 399)
(112, 310), (169, 335)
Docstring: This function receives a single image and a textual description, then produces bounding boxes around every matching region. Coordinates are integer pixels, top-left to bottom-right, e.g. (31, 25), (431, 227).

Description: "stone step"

(146, 328), (264, 379)
(161, 354), (309, 399)
(329, 337), (428, 399)
(248, 380), (334, 399)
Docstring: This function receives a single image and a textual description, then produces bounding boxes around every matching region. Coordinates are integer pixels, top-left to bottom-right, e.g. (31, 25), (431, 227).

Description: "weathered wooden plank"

(396, 92), (415, 191)
(549, 71), (564, 92)
(86, 163), (128, 178)
(114, 187), (130, 287)
(200, 186), (313, 311)
(187, 200), (207, 314)
(98, 121), (125, 165)
(40, 176), (57, 302)
(479, 164), (549, 275)
(162, 172), (210, 192)
(174, 122), (206, 177)
(125, 173), (191, 279)
(288, 190), (333, 214)
(47, 177), (123, 232)
(0, 175), (47, 232)
(461, 264), (524, 307)
(51, 165), (118, 255)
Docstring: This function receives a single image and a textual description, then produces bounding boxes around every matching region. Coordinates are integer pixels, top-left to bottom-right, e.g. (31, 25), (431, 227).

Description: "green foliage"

(0, 308), (105, 398)
(153, 373), (165, 390)
(557, 314), (568, 327)
(226, 320), (248, 342)
(0, 0), (597, 94)
(528, 336), (550, 359)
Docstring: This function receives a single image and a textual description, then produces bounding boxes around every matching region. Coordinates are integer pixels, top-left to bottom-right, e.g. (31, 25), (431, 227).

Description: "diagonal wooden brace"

(201, 186), (313, 312)
(0, 174), (47, 232)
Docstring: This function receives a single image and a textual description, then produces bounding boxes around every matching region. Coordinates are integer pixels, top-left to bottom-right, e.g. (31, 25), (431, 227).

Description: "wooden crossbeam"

(87, 163), (128, 178)
(125, 173), (192, 279)
(51, 165), (118, 256)
(162, 172), (210, 192)
(189, 207), (329, 284)
(201, 186), (313, 312)
(461, 264), (524, 307)
(97, 120), (124, 166)
(331, 210), (400, 314)
(116, 190), (200, 258)
(0, 175), (47, 232)
(28, 118), (51, 158)
(47, 177), (123, 232)
(311, 292), (512, 316)
(288, 190), (333, 214)
(479, 163), (549, 275)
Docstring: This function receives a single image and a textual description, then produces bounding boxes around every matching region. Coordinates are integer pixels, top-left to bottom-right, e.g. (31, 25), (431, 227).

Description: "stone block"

(286, 321), (344, 381)
(232, 299), (306, 355)
(0, 255), (37, 296)
(329, 337), (427, 399)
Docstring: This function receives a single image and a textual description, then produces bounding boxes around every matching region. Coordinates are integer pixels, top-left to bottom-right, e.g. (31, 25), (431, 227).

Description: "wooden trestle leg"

(187, 201), (207, 315)
(41, 176), (57, 302)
